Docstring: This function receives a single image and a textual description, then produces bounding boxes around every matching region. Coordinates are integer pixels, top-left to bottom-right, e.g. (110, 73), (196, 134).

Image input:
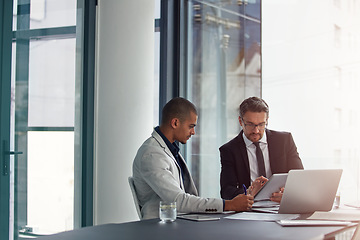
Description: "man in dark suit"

(220, 97), (303, 200)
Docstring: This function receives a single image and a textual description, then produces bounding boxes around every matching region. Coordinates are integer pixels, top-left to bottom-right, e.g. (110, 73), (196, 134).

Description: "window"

(2, 0), (95, 239)
(262, 0), (360, 204)
(162, 0), (359, 207)
(184, 0), (261, 197)
(154, 0), (161, 126)
(11, 0), (77, 237)
(334, 66), (342, 89)
(334, 0), (341, 9)
(334, 24), (341, 48)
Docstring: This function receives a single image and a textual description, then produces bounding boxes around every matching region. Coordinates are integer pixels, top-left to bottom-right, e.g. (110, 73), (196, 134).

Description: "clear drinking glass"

(159, 201), (176, 222)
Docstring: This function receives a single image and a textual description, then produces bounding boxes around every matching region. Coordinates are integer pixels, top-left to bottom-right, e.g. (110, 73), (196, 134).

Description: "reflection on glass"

(30, 0), (76, 29)
(13, 0), (76, 30)
(154, 0), (161, 19)
(28, 39), (76, 127)
(186, 0), (261, 197)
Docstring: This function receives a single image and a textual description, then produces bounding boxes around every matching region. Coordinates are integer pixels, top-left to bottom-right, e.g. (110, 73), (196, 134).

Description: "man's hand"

(224, 194), (254, 212)
(270, 187), (284, 203)
(248, 176), (268, 196)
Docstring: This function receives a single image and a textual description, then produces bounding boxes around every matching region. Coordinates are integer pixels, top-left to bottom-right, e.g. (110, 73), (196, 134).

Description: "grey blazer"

(132, 130), (223, 219)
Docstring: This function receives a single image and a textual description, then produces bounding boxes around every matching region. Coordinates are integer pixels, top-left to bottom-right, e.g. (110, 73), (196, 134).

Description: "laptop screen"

(278, 169), (342, 214)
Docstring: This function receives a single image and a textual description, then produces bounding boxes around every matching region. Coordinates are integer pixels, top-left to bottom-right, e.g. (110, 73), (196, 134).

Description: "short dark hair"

(161, 97), (198, 125)
(239, 97), (269, 118)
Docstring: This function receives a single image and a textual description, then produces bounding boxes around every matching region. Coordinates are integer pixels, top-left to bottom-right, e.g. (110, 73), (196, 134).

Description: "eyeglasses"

(241, 118), (267, 130)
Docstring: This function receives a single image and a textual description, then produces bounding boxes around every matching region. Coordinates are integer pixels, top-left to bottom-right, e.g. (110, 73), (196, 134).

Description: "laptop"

(253, 169), (342, 214)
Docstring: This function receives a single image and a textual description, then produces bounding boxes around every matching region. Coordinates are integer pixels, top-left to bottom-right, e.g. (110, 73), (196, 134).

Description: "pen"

(242, 184), (247, 195)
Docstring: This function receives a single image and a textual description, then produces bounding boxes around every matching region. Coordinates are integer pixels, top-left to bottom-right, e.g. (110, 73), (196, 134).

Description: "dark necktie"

(253, 142), (266, 177)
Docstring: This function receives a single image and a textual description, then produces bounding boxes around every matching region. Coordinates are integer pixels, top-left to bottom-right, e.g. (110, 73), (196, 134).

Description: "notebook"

(253, 169), (342, 214)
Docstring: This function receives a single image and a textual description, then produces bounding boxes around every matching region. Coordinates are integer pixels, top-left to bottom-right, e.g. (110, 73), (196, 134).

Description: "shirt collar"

(242, 130), (268, 147)
(155, 126), (180, 156)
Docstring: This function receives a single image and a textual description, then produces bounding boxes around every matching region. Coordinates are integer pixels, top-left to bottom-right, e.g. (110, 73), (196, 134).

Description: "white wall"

(94, 0), (155, 224)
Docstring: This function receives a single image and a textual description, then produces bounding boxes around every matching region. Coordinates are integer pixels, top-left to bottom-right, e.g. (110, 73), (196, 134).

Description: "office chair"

(128, 176), (142, 219)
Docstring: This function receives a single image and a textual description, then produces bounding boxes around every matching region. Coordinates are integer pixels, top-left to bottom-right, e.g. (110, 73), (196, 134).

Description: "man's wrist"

(224, 200), (233, 211)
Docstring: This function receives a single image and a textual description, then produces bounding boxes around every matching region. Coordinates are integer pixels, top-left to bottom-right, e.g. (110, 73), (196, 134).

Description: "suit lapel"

(266, 129), (277, 173)
(178, 154), (198, 196)
(152, 130), (185, 190)
(238, 131), (250, 176)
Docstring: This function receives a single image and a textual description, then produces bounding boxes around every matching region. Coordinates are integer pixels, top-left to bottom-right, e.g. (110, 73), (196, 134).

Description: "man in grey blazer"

(133, 97), (255, 220)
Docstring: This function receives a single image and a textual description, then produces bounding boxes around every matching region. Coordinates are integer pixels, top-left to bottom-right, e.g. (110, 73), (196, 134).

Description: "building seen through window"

(262, 0), (360, 204)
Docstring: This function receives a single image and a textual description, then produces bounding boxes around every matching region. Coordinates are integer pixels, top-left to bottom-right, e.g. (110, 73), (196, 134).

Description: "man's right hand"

(224, 194), (254, 212)
(248, 176), (268, 196)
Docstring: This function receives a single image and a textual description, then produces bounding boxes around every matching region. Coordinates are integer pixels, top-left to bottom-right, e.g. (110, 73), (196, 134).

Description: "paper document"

(307, 211), (360, 222)
(253, 200), (279, 208)
(225, 212), (299, 221)
(252, 206), (279, 214)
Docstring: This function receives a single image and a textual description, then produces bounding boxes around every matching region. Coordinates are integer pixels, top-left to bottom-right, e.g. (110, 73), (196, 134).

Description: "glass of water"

(159, 201), (176, 222)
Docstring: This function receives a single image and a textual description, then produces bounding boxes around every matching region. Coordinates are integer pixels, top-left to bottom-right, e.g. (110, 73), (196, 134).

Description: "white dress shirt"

(242, 132), (272, 183)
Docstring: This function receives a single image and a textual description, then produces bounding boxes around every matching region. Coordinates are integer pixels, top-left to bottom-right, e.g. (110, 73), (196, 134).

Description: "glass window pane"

(154, 0), (161, 19)
(186, 0), (261, 197)
(13, 0), (18, 31)
(27, 131), (74, 234)
(30, 0), (76, 29)
(154, 32), (160, 126)
(28, 38), (76, 127)
(262, 0), (360, 204)
(9, 0), (84, 238)
(154, 0), (160, 125)
(13, 0), (76, 31)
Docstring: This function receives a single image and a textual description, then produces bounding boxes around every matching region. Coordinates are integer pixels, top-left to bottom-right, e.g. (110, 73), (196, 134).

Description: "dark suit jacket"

(219, 129), (303, 200)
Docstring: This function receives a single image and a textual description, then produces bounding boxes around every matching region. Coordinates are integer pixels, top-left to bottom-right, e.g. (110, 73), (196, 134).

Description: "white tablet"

(254, 173), (288, 201)
(177, 214), (220, 222)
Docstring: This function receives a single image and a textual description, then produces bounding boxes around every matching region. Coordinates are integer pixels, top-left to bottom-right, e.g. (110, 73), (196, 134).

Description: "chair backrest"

(128, 176), (142, 219)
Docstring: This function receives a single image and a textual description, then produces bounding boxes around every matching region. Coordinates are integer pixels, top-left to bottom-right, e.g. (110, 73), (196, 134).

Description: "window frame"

(0, 0), (14, 239)
(0, 0), (96, 238)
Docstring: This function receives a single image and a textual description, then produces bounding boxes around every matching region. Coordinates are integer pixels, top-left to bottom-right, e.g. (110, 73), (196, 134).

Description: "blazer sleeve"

(286, 133), (304, 170)
(139, 145), (223, 213)
(219, 145), (245, 200)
